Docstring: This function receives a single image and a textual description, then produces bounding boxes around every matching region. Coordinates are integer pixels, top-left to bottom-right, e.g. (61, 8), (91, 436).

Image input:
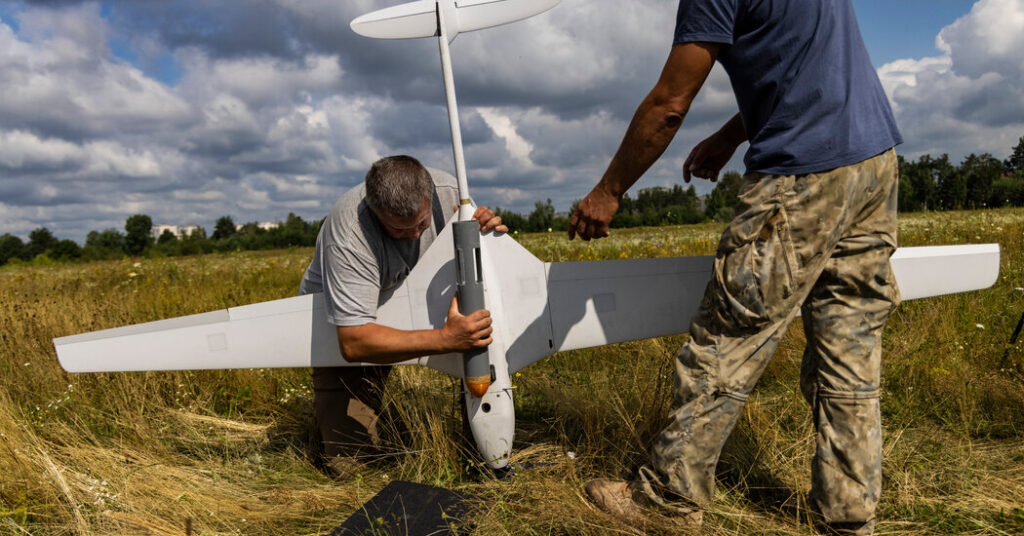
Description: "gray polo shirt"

(299, 168), (459, 326)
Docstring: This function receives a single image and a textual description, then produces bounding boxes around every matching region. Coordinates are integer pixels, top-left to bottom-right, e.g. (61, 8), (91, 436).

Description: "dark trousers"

(312, 366), (393, 460)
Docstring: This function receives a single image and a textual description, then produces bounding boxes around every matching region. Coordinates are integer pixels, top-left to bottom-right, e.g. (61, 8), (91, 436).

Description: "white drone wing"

(53, 220), (466, 377)
(54, 227), (1000, 377)
(505, 242), (1001, 373)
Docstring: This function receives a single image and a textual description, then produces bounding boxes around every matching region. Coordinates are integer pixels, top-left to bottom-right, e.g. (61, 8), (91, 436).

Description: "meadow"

(1, 208), (1023, 535)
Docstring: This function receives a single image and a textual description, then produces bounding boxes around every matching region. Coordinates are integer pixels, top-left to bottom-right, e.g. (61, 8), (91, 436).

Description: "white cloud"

(878, 0), (1024, 160)
(0, 130), (82, 171)
(477, 107), (535, 168)
(9, 0), (1013, 245)
(178, 52), (344, 105)
(0, 12), (192, 139)
(938, 0), (1024, 80)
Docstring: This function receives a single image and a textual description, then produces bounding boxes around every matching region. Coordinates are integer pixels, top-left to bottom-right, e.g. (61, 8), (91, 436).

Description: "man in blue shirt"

(572, 1), (901, 534)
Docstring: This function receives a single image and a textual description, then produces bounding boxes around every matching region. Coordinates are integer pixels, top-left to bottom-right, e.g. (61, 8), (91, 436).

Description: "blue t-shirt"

(674, 0), (902, 175)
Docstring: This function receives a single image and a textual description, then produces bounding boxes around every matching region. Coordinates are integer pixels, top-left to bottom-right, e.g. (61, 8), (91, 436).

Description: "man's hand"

(472, 206), (508, 233)
(683, 113), (745, 183)
(568, 186), (619, 241)
(440, 296), (493, 351)
(453, 205), (508, 233)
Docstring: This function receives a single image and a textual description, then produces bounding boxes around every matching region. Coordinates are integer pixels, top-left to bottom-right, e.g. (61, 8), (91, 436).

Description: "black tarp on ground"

(331, 481), (478, 536)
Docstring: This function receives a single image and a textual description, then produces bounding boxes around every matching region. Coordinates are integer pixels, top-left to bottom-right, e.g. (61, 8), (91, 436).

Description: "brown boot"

(585, 479), (704, 527)
(585, 479), (649, 525)
(324, 455), (368, 480)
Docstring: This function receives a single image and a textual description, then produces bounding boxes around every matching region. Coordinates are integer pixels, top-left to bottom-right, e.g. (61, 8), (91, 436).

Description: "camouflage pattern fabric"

(636, 149), (900, 536)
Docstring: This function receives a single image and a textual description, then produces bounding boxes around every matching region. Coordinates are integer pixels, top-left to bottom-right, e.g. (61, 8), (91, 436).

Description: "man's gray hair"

(364, 155), (434, 218)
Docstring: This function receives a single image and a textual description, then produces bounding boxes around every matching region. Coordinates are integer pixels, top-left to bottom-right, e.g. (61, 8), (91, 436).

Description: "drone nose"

(466, 377), (490, 398)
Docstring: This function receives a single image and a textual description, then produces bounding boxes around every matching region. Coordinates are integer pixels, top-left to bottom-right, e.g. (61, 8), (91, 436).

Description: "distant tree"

(657, 185), (702, 224)
(187, 226), (207, 241)
(636, 186), (668, 214)
(933, 154), (965, 210)
(238, 222), (264, 236)
(277, 213), (313, 247)
(989, 175), (1024, 208)
(619, 193), (636, 216)
(610, 211), (639, 228)
(213, 216), (237, 240)
(681, 185), (704, 223)
(27, 227), (58, 259)
(703, 170), (743, 221)
(124, 214), (153, 255)
(50, 239), (82, 260)
(0, 234), (26, 265)
(1005, 136), (1024, 175)
(177, 226), (208, 256)
(900, 155), (939, 211)
(284, 213), (304, 228)
(527, 199), (555, 232)
(494, 207), (528, 233)
(640, 207), (660, 227)
(610, 194), (635, 228)
(86, 228), (126, 251)
(961, 153), (1003, 209)
(158, 229), (177, 244)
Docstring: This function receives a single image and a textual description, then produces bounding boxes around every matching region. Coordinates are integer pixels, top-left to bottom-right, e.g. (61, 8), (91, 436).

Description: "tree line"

(0, 214), (322, 266)
(3, 137), (1024, 267)
(497, 182), (708, 234)
(496, 136), (1024, 232)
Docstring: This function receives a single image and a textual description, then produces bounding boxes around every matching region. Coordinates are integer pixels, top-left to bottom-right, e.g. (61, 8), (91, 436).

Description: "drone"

(54, 0), (1000, 472)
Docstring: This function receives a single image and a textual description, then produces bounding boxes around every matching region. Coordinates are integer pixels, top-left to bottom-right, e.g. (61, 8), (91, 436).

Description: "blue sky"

(1, 0), (1022, 243)
(856, 0), (979, 65)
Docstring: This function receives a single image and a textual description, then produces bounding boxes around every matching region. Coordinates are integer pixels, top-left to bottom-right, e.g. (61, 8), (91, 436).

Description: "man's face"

(374, 197), (432, 241)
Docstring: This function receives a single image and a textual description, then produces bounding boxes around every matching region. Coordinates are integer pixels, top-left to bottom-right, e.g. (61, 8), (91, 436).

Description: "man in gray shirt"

(299, 155), (506, 472)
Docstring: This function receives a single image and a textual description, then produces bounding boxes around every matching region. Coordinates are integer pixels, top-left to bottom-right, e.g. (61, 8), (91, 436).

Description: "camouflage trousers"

(637, 149), (900, 535)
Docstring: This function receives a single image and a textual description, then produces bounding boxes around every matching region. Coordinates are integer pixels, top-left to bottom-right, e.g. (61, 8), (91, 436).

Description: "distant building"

(151, 224), (201, 240)
(151, 224), (178, 240)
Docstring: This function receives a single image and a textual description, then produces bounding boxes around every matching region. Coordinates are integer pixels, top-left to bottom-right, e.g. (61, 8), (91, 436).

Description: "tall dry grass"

(1, 208), (1023, 535)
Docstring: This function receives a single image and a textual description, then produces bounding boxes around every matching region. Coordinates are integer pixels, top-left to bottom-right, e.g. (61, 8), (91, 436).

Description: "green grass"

(2, 208), (1023, 535)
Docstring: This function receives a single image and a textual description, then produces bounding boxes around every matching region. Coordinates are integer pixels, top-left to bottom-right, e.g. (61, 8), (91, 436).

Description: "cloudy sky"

(1, 0), (1021, 243)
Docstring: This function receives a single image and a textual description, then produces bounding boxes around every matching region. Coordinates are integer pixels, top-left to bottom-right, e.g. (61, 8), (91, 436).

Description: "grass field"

(2, 208), (1023, 535)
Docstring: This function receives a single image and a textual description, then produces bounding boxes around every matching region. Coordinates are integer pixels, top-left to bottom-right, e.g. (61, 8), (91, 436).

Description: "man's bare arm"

(335, 206), (504, 364)
(337, 296), (493, 365)
(569, 42), (719, 240)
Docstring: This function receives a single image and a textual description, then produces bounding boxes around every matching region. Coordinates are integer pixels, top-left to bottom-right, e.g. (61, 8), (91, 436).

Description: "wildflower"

(566, 451), (576, 460)
(975, 323), (985, 329)
(128, 272), (138, 278)
(133, 262), (141, 268)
